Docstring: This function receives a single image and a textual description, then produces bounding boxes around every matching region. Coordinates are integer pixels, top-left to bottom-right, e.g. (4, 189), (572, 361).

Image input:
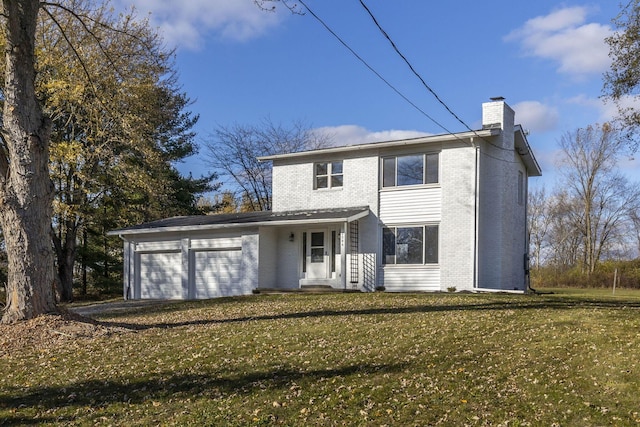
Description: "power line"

(297, 0), (518, 161)
(296, 0), (457, 137)
(357, 0), (515, 153)
(357, 0), (476, 134)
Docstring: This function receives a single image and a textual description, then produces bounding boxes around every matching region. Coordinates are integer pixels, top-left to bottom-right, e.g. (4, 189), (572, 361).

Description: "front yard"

(1, 290), (639, 425)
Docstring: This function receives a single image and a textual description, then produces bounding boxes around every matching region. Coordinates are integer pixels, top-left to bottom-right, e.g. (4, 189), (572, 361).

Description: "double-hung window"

(315, 161), (343, 189)
(382, 153), (439, 187)
(383, 225), (439, 265)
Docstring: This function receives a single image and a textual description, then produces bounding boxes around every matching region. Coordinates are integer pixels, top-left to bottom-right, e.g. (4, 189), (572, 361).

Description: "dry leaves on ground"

(0, 310), (129, 357)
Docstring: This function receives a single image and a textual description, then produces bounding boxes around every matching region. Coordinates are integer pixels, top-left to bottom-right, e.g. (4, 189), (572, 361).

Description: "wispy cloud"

(568, 94), (640, 123)
(122, 0), (287, 50)
(506, 6), (612, 78)
(513, 101), (559, 132)
(316, 125), (429, 147)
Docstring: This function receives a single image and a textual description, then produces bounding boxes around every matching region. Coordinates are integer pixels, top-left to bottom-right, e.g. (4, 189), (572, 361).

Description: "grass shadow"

(90, 294), (640, 332)
(0, 362), (408, 425)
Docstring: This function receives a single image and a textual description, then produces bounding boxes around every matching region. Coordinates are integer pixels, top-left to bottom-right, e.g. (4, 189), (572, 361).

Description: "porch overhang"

(108, 206), (370, 237)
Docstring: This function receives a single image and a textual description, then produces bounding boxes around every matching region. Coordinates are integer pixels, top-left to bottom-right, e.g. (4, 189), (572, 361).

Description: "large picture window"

(315, 161), (343, 189)
(382, 153), (439, 187)
(383, 225), (439, 265)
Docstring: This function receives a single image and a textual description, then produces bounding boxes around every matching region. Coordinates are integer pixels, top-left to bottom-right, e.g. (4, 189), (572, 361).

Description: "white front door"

(307, 230), (328, 279)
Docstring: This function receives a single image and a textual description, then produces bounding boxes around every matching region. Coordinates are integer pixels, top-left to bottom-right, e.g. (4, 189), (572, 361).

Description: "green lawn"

(2, 290), (640, 426)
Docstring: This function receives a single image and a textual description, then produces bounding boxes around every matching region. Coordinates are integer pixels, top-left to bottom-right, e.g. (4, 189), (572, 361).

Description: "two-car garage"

(137, 248), (243, 300)
(119, 226), (258, 300)
(109, 207), (371, 300)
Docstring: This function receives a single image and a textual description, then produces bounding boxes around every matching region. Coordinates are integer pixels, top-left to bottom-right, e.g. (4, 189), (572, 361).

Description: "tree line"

(527, 1), (640, 287)
(528, 124), (640, 286)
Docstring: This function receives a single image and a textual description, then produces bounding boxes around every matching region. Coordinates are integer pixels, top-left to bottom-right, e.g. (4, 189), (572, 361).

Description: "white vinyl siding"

(379, 187), (441, 223)
(139, 252), (183, 299)
(193, 249), (242, 298)
(380, 184), (442, 291)
(379, 266), (440, 292)
(191, 236), (242, 250)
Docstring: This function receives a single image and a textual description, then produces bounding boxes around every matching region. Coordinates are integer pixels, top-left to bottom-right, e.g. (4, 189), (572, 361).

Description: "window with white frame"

(382, 224), (439, 265)
(382, 153), (439, 188)
(315, 161), (343, 189)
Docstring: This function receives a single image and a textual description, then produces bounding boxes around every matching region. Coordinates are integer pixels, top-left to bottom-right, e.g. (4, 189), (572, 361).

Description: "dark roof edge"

(108, 206), (370, 237)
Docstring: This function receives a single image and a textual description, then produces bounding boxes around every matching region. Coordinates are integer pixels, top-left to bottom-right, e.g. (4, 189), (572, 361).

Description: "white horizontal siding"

(379, 266), (441, 291)
(190, 236), (242, 250)
(135, 240), (181, 252)
(379, 187), (441, 224)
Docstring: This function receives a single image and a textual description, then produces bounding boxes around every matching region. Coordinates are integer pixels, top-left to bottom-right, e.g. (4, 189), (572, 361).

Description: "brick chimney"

(482, 97), (515, 150)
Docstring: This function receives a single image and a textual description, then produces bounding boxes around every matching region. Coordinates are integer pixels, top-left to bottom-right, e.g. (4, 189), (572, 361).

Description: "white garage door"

(139, 252), (183, 299)
(193, 249), (242, 298)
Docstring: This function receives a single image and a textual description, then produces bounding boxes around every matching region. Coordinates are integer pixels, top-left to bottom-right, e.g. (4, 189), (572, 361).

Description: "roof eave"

(514, 125), (542, 177)
(257, 129), (499, 162)
(108, 209), (370, 237)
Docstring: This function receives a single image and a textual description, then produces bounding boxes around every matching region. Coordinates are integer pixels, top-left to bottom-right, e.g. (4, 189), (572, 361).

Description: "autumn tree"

(0, 0), (211, 320)
(204, 119), (331, 212)
(604, 0), (640, 149)
(556, 124), (640, 274)
(36, 1), (213, 301)
(544, 190), (583, 269)
(527, 186), (551, 269)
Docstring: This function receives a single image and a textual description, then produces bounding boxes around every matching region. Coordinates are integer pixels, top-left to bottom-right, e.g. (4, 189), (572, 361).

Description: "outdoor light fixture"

(289, 232), (295, 242)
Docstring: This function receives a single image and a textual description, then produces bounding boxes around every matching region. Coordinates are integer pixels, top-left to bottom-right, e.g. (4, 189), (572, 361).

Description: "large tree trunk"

(0, 0), (58, 323)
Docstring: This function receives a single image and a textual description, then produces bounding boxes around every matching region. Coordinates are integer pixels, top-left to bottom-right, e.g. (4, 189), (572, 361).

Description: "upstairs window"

(315, 161), (343, 189)
(382, 153), (439, 187)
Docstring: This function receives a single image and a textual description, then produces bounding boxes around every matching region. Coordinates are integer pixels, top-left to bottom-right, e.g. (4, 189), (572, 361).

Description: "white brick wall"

(477, 100), (527, 290)
(272, 155), (379, 214)
(439, 143), (477, 291)
(482, 101), (515, 150)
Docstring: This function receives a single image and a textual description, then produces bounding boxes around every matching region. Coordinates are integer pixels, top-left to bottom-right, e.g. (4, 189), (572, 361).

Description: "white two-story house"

(110, 99), (541, 299)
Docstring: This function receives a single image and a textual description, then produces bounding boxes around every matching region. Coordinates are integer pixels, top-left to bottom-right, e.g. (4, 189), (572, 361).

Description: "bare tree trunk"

(0, 0), (58, 322)
(52, 222), (76, 302)
(81, 228), (87, 295)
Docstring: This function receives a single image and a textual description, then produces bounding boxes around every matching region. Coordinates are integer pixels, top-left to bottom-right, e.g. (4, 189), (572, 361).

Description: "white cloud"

(506, 6), (612, 77)
(122, 0), (286, 50)
(315, 125), (429, 147)
(568, 94), (640, 122)
(512, 101), (559, 132)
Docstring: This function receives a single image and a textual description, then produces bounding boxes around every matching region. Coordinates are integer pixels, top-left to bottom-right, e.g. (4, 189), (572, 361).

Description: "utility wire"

(297, 0), (518, 161)
(297, 0), (456, 137)
(357, 0), (475, 133)
(357, 0), (515, 153)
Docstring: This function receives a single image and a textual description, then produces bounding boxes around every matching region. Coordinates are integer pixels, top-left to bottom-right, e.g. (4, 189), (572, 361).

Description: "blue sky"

(119, 0), (639, 188)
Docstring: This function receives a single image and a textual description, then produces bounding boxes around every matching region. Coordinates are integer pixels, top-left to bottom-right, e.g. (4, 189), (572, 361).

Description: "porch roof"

(109, 206), (370, 236)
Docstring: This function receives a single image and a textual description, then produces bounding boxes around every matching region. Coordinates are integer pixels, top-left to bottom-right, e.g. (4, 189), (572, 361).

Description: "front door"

(307, 230), (327, 279)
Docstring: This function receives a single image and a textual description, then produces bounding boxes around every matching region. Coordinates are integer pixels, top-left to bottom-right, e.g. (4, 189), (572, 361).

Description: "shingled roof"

(109, 206), (370, 236)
